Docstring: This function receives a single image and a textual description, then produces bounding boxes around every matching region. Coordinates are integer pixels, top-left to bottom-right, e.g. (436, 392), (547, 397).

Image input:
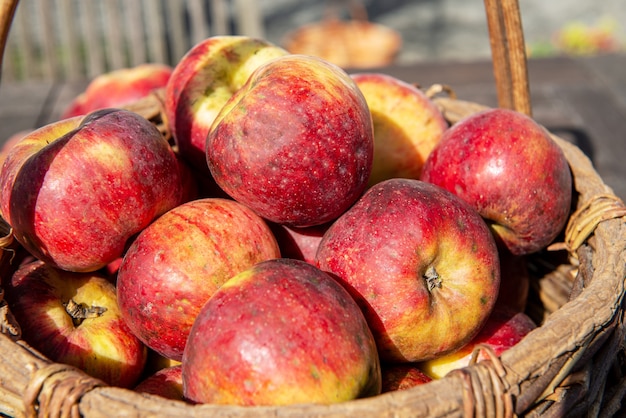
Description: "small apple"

(60, 63), (173, 119)
(418, 307), (537, 379)
(0, 109), (184, 272)
(420, 108), (572, 255)
(268, 221), (330, 265)
(134, 365), (185, 401)
(5, 260), (147, 388)
(116, 198), (281, 362)
(350, 72), (448, 186)
(182, 258), (382, 406)
(315, 178), (500, 363)
(381, 364), (432, 393)
(207, 54), (374, 227)
(164, 36), (289, 173)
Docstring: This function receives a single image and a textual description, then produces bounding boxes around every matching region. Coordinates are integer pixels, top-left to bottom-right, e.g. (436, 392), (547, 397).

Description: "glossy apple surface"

(421, 108), (572, 255)
(61, 63), (173, 119)
(207, 54), (374, 227)
(165, 36), (288, 173)
(350, 72), (448, 186)
(316, 178), (500, 363)
(182, 258), (381, 406)
(419, 307), (537, 379)
(117, 198), (281, 361)
(0, 109), (184, 272)
(5, 260), (147, 388)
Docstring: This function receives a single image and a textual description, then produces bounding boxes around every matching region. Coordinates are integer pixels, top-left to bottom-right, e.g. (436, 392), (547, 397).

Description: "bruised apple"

(0, 109), (184, 272)
(350, 73), (448, 186)
(182, 258), (381, 406)
(116, 198), (281, 361)
(421, 108), (572, 255)
(5, 260), (147, 388)
(316, 178), (500, 363)
(207, 54), (374, 227)
(165, 36), (288, 172)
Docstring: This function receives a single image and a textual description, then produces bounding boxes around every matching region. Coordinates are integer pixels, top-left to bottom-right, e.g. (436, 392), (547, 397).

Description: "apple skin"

(381, 364), (432, 393)
(495, 248), (530, 313)
(420, 108), (572, 255)
(418, 307), (537, 379)
(182, 258), (382, 406)
(61, 63), (173, 119)
(0, 109), (184, 272)
(164, 36), (288, 173)
(116, 198), (281, 362)
(4, 260), (147, 388)
(268, 221), (330, 265)
(315, 178), (500, 363)
(350, 73), (448, 187)
(134, 365), (185, 402)
(207, 54), (374, 227)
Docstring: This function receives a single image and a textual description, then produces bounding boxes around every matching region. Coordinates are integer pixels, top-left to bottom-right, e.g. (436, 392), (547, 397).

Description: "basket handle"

(484, 0), (532, 116)
(0, 0), (18, 82)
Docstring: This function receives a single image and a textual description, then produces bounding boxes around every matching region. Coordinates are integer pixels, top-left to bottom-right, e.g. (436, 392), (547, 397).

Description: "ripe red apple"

(315, 178), (500, 363)
(0, 129), (31, 168)
(381, 364), (432, 393)
(420, 108), (572, 255)
(419, 307), (537, 379)
(60, 63), (173, 119)
(116, 198), (281, 362)
(5, 260), (147, 388)
(134, 365), (185, 402)
(350, 73), (448, 186)
(164, 36), (288, 173)
(182, 258), (382, 406)
(268, 221), (330, 264)
(207, 54), (374, 227)
(0, 109), (184, 272)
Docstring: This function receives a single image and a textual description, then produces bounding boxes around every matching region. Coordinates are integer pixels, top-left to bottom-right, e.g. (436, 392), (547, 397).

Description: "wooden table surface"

(1, 53), (625, 201)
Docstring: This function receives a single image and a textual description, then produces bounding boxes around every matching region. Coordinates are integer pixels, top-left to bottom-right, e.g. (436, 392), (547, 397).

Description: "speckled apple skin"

(207, 54), (374, 227)
(164, 36), (288, 173)
(315, 178), (500, 363)
(182, 258), (381, 406)
(420, 108), (572, 255)
(117, 198), (281, 362)
(0, 109), (183, 272)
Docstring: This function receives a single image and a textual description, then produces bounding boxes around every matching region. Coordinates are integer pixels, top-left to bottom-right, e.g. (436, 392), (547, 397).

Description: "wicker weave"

(1, 0), (626, 417)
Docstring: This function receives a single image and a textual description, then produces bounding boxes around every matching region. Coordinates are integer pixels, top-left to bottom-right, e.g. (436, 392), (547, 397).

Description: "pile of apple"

(0, 35), (573, 406)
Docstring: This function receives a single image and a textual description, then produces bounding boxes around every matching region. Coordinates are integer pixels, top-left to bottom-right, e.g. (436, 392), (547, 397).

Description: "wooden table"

(1, 53), (625, 201)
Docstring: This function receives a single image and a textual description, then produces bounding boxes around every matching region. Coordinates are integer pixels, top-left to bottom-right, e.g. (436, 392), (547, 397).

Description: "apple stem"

(64, 298), (107, 326)
(424, 266), (442, 292)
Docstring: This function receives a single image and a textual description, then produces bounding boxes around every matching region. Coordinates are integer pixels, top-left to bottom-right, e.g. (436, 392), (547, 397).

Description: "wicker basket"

(1, 0), (626, 417)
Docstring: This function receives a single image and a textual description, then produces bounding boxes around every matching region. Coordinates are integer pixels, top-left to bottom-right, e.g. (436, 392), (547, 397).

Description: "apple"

(495, 248), (530, 313)
(164, 36), (289, 173)
(207, 54), (374, 227)
(418, 307), (537, 379)
(315, 178), (500, 363)
(134, 365), (185, 402)
(60, 63), (173, 119)
(182, 258), (382, 406)
(0, 129), (31, 168)
(4, 260), (147, 388)
(420, 108), (573, 255)
(350, 72), (448, 187)
(0, 109), (185, 272)
(268, 221), (330, 265)
(381, 364), (432, 393)
(116, 197), (281, 362)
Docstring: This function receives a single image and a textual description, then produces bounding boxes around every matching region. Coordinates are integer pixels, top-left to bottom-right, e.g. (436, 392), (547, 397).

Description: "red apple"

(116, 198), (281, 362)
(0, 109), (184, 272)
(0, 129), (31, 168)
(182, 258), (382, 406)
(164, 36), (288, 173)
(419, 307), (537, 379)
(496, 248), (530, 313)
(350, 72), (448, 186)
(420, 108), (573, 255)
(134, 365), (185, 402)
(315, 178), (501, 363)
(268, 221), (330, 264)
(207, 54), (374, 227)
(5, 260), (147, 388)
(60, 63), (173, 119)
(381, 364), (432, 393)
